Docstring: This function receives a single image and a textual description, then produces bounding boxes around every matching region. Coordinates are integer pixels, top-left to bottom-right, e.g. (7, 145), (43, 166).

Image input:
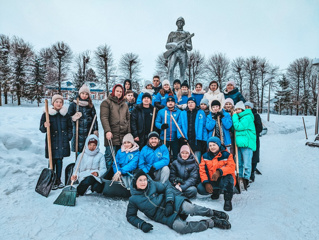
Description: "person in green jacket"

(232, 101), (256, 189)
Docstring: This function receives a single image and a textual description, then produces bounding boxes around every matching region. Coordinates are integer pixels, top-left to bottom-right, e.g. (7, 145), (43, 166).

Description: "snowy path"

(0, 104), (318, 240)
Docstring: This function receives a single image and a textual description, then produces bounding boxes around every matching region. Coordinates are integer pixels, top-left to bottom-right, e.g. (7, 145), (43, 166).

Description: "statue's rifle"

(163, 33), (195, 59)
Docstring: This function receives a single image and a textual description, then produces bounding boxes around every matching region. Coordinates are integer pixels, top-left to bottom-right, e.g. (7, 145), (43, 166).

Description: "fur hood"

(192, 89), (206, 94)
(43, 106), (68, 116)
(206, 88), (221, 96)
(121, 142), (140, 153)
(177, 89), (192, 101)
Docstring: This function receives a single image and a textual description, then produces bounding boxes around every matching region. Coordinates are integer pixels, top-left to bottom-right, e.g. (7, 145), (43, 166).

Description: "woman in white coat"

(203, 80), (225, 107)
(71, 134), (107, 195)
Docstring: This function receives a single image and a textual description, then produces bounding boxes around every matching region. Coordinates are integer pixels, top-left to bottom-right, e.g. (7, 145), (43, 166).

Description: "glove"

(180, 137), (187, 144)
(211, 170), (220, 181)
(205, 183), (213, 194)
(174, 177), (185, 185)
(164, 201), (174, 217)
(161, 123), (169, 130)
(72, 112), (82, 121)
(214, 111), (224, 119)
(141, 222), (153, 233)
(148, 166), (156, 179)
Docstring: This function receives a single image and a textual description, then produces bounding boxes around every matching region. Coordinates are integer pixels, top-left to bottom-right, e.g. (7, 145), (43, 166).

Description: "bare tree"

(185, 50), (206, 90)
(11, 36), (33, 105)
(154, 53), (168, 79)
(86, 68), (98, 82)
(206, 53), (230, 90)
(231, 57), (245, 93)
(51, 41), (72, 94)
(95, 44), (115, 96)
(244, 56), (260, 102)
(0, 34), (11, 106)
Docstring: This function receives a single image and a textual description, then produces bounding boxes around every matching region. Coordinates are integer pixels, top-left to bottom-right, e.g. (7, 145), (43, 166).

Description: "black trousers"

(77, 176), (103, 195)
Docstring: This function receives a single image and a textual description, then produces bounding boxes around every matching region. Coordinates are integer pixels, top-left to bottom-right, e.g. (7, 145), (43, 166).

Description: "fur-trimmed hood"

(43, 106), (68, 116)
(192, 89), (206, 95)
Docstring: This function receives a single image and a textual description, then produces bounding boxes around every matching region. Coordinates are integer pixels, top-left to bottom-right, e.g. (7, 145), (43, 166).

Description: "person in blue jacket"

(178, 97), (207, 162)
(126, 169), (231, 234)
(154, 79), (177, 110)
(192, 83), (206, 106)
(155, 96), (182, 160)
(223, 81), (245, 105)
(112, 133), (140, 189)
(136, 80), (155, 105)
(176, 81), (191, 110)
(138, 132), (170, 183)
(206, 100), (232, 148)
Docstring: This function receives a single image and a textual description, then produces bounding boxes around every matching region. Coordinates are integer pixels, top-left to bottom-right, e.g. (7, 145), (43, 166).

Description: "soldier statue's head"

(176, 17), (185, 28)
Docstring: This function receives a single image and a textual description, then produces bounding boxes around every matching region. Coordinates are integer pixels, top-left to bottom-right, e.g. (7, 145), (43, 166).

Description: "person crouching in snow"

(126, 169), (231, 234)
(70, 135), (106, 196)
(39, 94), (72, 190)
(112, 133), (140, 189)
(169, 145), (199, 199)
(197, 137), (236, 211)
(138, 131), (170, 184)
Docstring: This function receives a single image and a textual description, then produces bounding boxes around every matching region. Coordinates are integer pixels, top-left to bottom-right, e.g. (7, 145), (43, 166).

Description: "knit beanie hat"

(200, 98), (209, 106)
(88, 137), (98, 146)
(187, 97), (196, 105)
(173, 79), (181, 85)
(181, 81), (189, 88)
(245, 101), (254, 109)
(142, 92), (152, 100)
(207, 136), (221, 148)
(180, 145), (190, 154)
(51, 94), (64, 105)
(209, 80), (219, 88)
(148, 131), (159, 139)
(144, 80), (152, 88)
(122, 133), (135, 145)
(211, 100), (221, 107)
(162, 79), (170, 86)
(79, 84), (90, 95)
(133, 169), (147, 189)
(226, 80), (236, 88)
(224, 98), (234, 106)
(166, 96), (175, 103)
(235, 101), (245, 111)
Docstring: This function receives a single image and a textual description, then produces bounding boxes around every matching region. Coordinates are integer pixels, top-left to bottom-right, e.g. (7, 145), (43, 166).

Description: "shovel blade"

(35, 168), (56, 197)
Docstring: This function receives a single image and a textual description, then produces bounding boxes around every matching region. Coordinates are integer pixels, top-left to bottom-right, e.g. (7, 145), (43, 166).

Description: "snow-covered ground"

(0, 102), (318, 240)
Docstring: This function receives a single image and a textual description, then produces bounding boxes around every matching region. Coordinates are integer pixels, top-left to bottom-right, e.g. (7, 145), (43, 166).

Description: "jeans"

(104, 145), (120, 179)
(172, 201), (214, 234)
(197, 174), (234, 195)
(237, 147), (253, 180)
(154, 166), (170, 184)
(166, 140), (179, 161)
(77, 176), (103, 195)
(194, 151), (201, 163)
(51, 158), (62, 182)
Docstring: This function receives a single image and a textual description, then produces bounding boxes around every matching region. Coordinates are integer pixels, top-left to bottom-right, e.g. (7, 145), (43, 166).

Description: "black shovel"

(35, 99), (56, 197)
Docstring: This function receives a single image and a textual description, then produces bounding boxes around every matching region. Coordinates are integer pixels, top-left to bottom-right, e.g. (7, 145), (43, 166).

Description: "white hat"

(162, 79), (170, 86)
(51, 94), (64, 105)
(226, 80), (236, 88)
(234, 101), (245, 111)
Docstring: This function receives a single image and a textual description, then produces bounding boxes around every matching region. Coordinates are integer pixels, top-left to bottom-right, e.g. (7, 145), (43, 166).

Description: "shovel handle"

(45, 99), (53, 170)
(75, 97), (79, 159)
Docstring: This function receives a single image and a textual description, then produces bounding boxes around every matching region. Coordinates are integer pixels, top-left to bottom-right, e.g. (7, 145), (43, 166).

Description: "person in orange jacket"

(197, 137), (236, 211)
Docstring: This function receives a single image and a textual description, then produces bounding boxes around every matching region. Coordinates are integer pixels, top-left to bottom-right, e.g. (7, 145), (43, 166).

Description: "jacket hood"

(192, 89), (206, 94)
(176, 153), (196, 165)
(130, 175), (152, 195)
(141, 88), (154, 94)
(84, 134), (100, 155)
(123, 79), (132, 91)
(207, 88), (221, 95)
(44, 106), (68, 116)
(110, 84), (125, 102)
(238, 108), (253, 118)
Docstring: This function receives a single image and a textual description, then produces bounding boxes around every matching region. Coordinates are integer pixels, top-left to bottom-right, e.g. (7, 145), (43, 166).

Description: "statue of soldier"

(165, 17), (193, 85)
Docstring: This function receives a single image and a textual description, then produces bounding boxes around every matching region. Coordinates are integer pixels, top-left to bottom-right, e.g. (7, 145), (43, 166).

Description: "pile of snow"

(0, 102), (318, 240)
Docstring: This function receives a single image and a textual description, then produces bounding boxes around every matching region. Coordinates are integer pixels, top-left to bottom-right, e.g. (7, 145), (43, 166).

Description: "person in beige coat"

(203, 80), (225, 108)
(100, 84), (130, 178)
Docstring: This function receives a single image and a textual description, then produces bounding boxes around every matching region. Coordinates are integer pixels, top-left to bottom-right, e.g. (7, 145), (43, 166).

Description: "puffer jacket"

(154, 92), (178, 109)
(203, 88), (225, 107)
(169, 154), (199, 191)
(155, 106), (181, 141)
(39, 106), (73, 159)
(138, 143), (170, 173)
(199, 150), (236, 185)
(206, 109), (232, 145)
(224, 87), (245, 105)
(113, 143), (140, 175)
(100, 86), (130, 146)
(73, 134), (106, 183)
(191, 90), (206, 106)
(68, 98), (98, 152)
(232, 109), (256, 151)
(136, 88), (156, 105)
(126, 178), (187, 229)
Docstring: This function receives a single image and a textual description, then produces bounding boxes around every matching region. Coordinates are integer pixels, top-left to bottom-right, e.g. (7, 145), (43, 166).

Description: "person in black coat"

(126, 170), (231, 234)
(68, 84), (98, 153)
(169, 145), (199, 199)
(130, 93), (158, 149)
(39, 94), (73, 189)
(244, 102), (263, 182)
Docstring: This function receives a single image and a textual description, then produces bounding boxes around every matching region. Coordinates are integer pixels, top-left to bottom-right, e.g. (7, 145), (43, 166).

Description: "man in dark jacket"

(152, 75), (162, 95)
(126, 169), (231, 234)
(245, 102), (263, 182)
(131, 93), (158, 149)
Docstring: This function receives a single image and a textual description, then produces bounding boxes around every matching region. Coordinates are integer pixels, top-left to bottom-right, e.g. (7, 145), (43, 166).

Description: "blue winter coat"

(113, 145), (140, 175)
(155, 107), (181, 141)
(126, 179), (187, 229)
(191, 92), (204, 106)
(138, 143), (170, 173)
(224, 88), (246, 104)
(154, 92), (177, 106)
(177, 109), (207, 141)
(206, 109), (233, 145)
(177, 95), (188, 105)
(136, 91), (156, 105)
(169, 154), (199, 191)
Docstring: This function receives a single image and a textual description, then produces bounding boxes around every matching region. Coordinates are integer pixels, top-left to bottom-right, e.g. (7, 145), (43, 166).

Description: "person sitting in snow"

(138, 132), (170, 184)
(112, 133), (140, 189)
(197, 137), (236, 211)
(71, 135), (106, 196)
(169, 145), (199, 199)
(39, 94), (73, 190)
(126, 169), (231, 234)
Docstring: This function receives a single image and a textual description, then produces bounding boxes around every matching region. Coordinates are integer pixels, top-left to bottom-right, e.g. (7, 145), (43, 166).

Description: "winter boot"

(211, 216), (231, 229)
(203, 219), (214, 229)
(243, 179), (250, 190)
(211, 189), (220, 200)
(212, 210), (229, 220)
(224, 192), (233, 211)
(250, 171), (255, 183)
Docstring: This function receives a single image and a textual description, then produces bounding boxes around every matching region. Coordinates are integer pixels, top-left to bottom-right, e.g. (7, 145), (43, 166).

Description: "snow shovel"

(54, 114), (97, 206)
(35, 99), (57, 197)
(234, 131), (243, 194)
(150, 106), (156, 132)
(64, 97), (79, 186)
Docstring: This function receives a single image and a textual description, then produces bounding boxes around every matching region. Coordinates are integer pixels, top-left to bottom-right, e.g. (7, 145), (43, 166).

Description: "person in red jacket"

(197, 137), (236, 211)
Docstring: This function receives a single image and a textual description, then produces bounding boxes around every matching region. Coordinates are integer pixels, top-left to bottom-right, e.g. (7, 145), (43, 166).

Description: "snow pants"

(172, 201), (214, 234)
(154, 166), (170, 184)
(52, 158), (62, 182)
(182, 186), (197, 199)
(237, 147), (253, 180)
(77, 176), (103, 195)
(197, 174), (234, 195)
(166, 140), (179, 161)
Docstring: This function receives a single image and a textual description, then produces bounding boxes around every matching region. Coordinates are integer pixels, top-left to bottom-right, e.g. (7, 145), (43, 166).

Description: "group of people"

(39, 75), (263, 234)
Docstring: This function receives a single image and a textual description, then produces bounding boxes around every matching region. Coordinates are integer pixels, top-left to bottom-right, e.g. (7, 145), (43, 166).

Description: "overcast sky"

(1, 0), (318, 83)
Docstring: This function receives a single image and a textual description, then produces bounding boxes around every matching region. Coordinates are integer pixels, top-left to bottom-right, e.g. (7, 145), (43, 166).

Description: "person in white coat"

(71, 134), (107, 196)
(203, 80), (225, 108)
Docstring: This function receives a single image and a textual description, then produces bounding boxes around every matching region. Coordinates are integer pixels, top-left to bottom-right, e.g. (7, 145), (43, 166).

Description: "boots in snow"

(243, 178), (250, 190)
(212, 210), (229, 220)
(224, 192), (233, 211)
(211, 189), (220, 200)
(250, 171), (255, 182)
(211, 216), (231, 229)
